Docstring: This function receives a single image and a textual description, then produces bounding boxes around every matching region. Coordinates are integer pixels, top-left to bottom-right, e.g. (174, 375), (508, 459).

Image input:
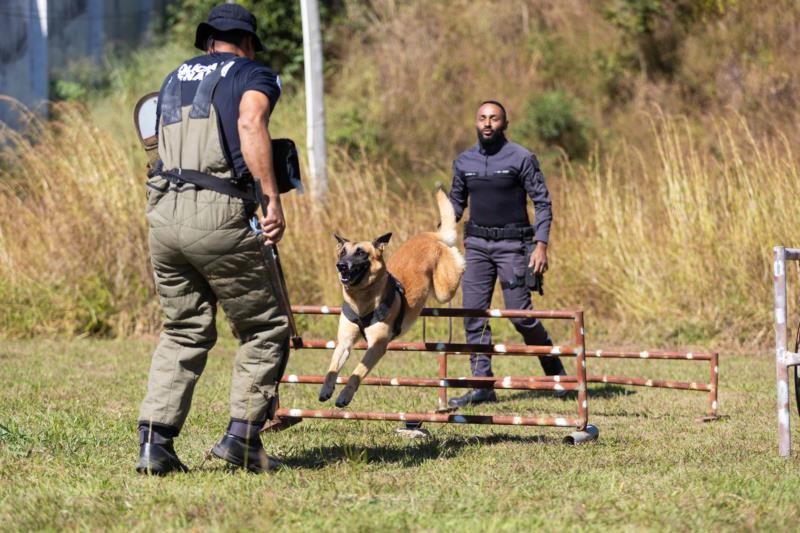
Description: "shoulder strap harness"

(157, 59), (257, 200)
(342, 275), (406, 341)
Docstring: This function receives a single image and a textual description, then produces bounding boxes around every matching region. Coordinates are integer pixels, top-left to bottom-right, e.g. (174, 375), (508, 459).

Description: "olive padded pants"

(138, 179), (290, 432)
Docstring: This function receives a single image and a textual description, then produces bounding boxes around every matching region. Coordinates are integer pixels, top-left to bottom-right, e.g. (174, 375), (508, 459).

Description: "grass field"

(1, 330), (798, 532)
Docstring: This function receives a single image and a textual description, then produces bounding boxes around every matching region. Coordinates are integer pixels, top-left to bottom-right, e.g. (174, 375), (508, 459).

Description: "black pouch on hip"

(524, 241), (544, 296)
(272, 138), (303, 194)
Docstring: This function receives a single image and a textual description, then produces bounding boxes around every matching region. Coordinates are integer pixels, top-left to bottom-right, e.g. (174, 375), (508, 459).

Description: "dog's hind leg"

(319, 317), (360, 402)
(335, 334), (390, 408)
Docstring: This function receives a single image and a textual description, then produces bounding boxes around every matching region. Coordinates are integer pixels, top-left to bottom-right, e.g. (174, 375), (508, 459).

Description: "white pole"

(299, 0), (328, 201)
(31, 0), (49, 115)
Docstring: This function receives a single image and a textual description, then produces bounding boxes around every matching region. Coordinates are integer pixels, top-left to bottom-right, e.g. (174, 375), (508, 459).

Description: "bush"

(517, 91), (591, 160)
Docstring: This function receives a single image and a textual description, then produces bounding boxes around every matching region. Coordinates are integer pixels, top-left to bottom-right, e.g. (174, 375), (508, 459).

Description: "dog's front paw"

(335, 375), (361, 408)
(335, 388), (354, 408)
(318, 371), (338, 402)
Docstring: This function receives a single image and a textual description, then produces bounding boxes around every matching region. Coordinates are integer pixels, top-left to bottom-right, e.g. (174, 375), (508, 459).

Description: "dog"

(318, 188), (465, 407)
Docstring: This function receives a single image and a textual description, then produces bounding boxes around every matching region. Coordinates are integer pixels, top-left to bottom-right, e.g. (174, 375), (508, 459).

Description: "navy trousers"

(462, 235), (565, 377)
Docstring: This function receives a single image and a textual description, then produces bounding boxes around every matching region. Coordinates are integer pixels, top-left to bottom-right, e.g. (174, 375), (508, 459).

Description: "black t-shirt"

(156, 52), (281, 176)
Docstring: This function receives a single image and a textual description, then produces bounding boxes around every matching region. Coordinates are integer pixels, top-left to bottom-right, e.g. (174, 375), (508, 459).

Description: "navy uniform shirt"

(449, 137), (553, 244)
(156, 52), (281, 177)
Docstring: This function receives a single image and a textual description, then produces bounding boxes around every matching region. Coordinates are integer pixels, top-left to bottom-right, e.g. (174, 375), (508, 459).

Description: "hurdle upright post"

(708, 352), (719, 419)
(774, 246), (792, 457)
(575, 311), (588, 430)
(438, 352), (448, 411)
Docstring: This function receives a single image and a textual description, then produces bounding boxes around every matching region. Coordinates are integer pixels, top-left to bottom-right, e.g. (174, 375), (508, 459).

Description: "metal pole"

(438, 352), (448, 410)
(299, 0), (328, 201)
(575, 311), (588, 430)
(774, 246), (791, 457)
(31, 0), (49, 116)
(708, 352), (719, 418)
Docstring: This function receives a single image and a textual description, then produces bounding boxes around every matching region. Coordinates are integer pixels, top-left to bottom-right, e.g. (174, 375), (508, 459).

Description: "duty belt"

(464, 220), (534, 240)
(158, 166), (257, 202)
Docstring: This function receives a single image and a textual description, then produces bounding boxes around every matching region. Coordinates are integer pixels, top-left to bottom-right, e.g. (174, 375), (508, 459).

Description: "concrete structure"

(0, 0), (172, 128)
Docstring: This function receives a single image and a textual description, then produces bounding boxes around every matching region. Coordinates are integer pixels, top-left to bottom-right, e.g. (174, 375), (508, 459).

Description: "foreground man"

(136, 3), (289, 474)
(448, 100), (566, 408)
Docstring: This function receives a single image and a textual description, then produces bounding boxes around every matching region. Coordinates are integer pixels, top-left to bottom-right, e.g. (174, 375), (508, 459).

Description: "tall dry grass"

(548, 110), (800, 345)
(0, 99), (156, 337)
(2, 99), (798, 346)
(0, 99), (438, 337)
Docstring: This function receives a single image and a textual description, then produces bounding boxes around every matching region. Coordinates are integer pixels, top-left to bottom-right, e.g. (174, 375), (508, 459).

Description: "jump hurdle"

(274, 307), (590, 437)
(265, 305), (719, 441)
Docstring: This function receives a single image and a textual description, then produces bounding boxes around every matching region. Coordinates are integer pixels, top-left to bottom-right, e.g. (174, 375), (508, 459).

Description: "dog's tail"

(436, 187), (457, 247)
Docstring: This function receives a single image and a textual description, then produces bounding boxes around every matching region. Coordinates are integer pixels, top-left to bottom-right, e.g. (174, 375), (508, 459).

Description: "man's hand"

(529, 241), (548, 274)
(260, 195), (286, 245)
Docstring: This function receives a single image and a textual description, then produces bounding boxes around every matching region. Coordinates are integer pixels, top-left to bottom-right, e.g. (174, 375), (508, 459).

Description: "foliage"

(327, 101), (381, 155)
(163, 0), (345, 82)
(602, 0), (731, 79)
(516, 90), (592, 161)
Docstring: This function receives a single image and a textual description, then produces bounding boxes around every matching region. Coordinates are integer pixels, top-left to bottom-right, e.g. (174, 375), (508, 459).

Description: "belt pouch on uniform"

(524, 241), (544, 295)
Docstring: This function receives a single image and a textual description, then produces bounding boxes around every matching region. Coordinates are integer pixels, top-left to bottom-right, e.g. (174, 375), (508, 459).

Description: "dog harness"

(342, 274), (406, 341)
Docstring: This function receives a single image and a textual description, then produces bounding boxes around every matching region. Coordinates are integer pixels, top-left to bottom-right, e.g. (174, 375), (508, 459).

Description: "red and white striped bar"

(473, 373), (713, 393)
(281, 374), (582, 391)
(292, 305), (579, 320)
(587, 349), (714, 361)
(274, 408), (582, 427)
(589, 375), (711, 392)
(298, 339), (579, 356)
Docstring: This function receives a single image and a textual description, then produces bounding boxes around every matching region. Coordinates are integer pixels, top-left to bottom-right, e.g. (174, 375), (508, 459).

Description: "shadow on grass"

(270, 432), (557, 470)
(500, 384), (636, 402)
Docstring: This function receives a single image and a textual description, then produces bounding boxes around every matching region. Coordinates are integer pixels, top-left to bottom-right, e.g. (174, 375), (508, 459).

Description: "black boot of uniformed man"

(211, 419), (281, 473)
(448, 388), (498, 408)
(136, 425), (189, 476)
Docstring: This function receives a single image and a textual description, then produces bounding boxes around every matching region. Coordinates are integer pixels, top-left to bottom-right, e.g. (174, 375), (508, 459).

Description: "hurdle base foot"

(563, 424), (599, 445)
(395, 426), (432, 439)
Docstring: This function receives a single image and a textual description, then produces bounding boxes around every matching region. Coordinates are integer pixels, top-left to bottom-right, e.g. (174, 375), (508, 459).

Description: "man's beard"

(476, 127), (506, 151)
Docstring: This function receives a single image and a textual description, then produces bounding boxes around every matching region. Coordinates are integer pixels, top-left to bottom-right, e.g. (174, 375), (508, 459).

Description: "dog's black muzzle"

(336, 260), (369, 286)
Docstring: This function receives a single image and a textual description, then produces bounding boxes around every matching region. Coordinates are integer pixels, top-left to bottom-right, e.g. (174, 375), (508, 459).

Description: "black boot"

(135, 425), (188, 475)
(541, 356), (568, 398)
(552, 367), (568, 398)
(211, 419), (281, 473)
(447, 388), (498, 408)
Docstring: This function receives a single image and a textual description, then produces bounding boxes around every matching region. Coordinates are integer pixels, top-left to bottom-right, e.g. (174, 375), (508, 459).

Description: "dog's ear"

(372, 232), (392, 251)
(333, 233), (349, 248)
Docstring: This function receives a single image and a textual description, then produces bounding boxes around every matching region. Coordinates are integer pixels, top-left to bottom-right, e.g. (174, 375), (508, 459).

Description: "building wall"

(0, 0), (173, 128)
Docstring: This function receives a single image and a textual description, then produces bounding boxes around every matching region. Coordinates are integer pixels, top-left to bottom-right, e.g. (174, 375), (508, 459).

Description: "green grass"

(1, 332), (797, 532)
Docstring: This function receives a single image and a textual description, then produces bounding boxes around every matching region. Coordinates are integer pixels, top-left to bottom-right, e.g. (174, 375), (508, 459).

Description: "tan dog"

(319, 189), (465, 407)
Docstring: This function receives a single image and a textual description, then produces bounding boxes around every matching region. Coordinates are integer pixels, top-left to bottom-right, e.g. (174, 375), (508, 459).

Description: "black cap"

(194, 3), (264, 52)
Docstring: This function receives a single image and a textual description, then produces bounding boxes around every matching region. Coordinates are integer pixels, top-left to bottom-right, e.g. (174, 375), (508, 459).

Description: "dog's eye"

(355, 249), (368, 258)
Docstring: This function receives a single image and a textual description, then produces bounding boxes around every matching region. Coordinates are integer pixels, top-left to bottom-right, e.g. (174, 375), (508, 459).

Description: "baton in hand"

(253, 179), (303, 349)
